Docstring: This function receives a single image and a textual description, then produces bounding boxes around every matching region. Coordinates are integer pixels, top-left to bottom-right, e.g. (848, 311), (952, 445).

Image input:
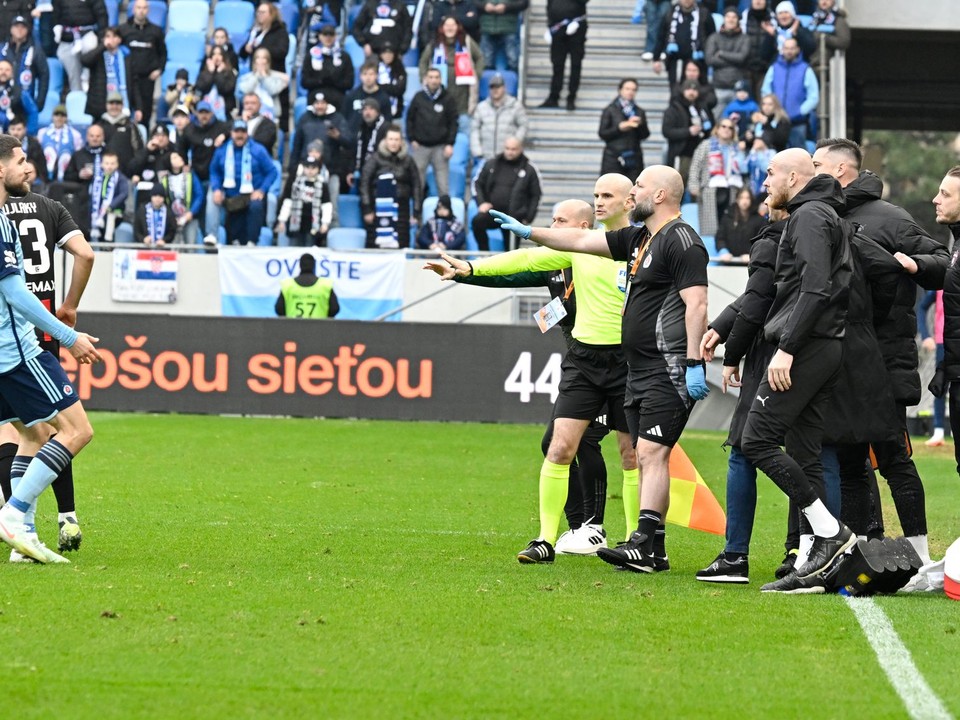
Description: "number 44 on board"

(503, 352), (562, 403)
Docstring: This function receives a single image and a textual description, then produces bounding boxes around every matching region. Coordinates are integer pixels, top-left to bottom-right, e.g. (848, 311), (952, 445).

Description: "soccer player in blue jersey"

(0, 134), (102, 564)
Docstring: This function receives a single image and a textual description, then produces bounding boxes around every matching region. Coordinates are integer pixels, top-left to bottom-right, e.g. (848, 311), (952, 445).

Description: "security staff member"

(275, 253), (339, 319)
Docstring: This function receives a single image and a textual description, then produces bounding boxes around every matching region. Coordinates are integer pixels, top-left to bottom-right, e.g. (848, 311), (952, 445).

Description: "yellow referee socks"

(539, 460), (569, 545)
(622, 468), (639, 541)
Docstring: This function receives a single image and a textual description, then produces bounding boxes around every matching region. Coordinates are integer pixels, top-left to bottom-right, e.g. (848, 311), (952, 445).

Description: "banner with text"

(67, 314), (567, 423)
(218, 247), (405, 320)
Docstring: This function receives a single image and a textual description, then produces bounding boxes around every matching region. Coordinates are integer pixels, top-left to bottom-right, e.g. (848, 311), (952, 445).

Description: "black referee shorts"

(624, 362), (692, 448)
(554, 339), (629, 433)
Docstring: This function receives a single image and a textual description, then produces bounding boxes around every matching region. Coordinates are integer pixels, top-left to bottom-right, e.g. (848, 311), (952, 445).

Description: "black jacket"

(176, 118), (231, 181)
(239, 20), (289, 73)
(246, 114), (278, 157)
(99, 115), (144, 176)
(763, 174), (852, 353)
(195, 67), (238, 118)
(710, 220), (782, 448)
(352, 0), (412, 53)
(2, 38), (48, 108)
(290, 107), (352, 176)
(842, 170), (949, 405)
(940, 225), (960, 381)
(662, 95), (709, 166)
(118, 17), (166, 76)
(0, 1), (33, 45)
(299, 41), (355, 112)
(652, 3), (715, 59)
(546, 0), (588, 26)
(474, 152), (541, 224)
(80, 40), (134, 119)
(822, 227), (903, 444)
(715, 207), (765, 256)
(52, 0), (108, 33)
(598, 97), (649, 177)
(134, 203), (177, 245)
(359, 139), (423, 217)
(405, 88), (458, 147)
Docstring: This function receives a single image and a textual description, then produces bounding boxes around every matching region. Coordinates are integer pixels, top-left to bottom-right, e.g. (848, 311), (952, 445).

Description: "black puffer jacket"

(938, 225), (960, 381)
(823, 226), (903, 444)
(843, 171), (949, 405)
(763, 174), (852, 353)
(709, 219), (782, 447)
(359, 138), (423, 217)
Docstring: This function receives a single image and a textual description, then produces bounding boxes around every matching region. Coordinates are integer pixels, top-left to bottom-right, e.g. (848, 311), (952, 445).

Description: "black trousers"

(548, 24), (586, 100)
(130, 73), (156, 126)
(741, 338), (843, 512)
(871, 403), (927, 536)
(950, 382), (960, 476)
(470, 210), (510, 252)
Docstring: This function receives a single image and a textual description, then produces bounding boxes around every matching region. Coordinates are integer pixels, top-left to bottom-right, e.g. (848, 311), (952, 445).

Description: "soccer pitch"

(4, 413), (959, 719)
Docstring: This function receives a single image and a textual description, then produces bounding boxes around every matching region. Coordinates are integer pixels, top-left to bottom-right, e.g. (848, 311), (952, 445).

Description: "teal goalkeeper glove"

(489, 210), (532, 240)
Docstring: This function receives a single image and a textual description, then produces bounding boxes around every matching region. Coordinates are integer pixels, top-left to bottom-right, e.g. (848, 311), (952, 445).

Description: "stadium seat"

(104, 0), (120, 26)
(798, 14), (815, 30)
(402, 47), (419, 67)
(451, 132), (470, 167)
(343, 36), (366, 84)
(449, 165), (466, 199)
(346, 3), (362, 32)
(215, 1), (255, 38)
(166, 30), (208, 64)
(65, 90), (93, 128)
(167, 0), (208, 32)
(403, 66), (419, 109)
(680, 202), (700, 234)
(113, 223), (134, 244)
(713, 13), (723, 31)
(128, 0), (169, 27)
(337, 194), (363, 228)
(327, 227), (367, 250)
(421, 196), (465, 225)
(478, 70), (518, 101)
(293, 96), (307, 124)
(284, 33), (296, 76)
(160, 59), (202, 92)
(47, 58), (63, 100)
(276, 0), (299, 33)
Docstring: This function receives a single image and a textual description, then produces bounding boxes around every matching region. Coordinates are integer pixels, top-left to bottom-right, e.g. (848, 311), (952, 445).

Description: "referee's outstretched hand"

(423, 253), (472, 280)
(489, 210), (532, 240)
(685, 365), (710, 401)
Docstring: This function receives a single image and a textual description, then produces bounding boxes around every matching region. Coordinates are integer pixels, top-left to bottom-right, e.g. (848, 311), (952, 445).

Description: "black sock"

(653, 525), (666, 557)
(636, 510), (662, 554)
(0, 442), (17, 502)
(51, 461), (76, 514)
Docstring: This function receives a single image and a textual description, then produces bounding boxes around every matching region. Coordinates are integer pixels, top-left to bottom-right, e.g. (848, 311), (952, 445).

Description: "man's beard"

(630, 198), (655, 224)
(766, 187), (787, 210)
(4, 178), (29, 195)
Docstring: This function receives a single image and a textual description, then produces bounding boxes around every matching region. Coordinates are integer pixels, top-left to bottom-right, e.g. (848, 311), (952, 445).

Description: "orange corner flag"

(665, 444), (726, 535)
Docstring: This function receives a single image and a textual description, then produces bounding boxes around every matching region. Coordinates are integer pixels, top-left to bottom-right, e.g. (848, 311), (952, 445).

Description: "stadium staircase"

(521, 0), (671, 225)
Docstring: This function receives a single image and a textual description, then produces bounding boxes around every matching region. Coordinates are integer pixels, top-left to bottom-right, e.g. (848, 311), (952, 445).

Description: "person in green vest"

(274, 253), (340, 319)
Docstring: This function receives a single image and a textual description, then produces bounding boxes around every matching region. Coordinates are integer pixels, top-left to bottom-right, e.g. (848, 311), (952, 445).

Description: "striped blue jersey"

(0, 210), (43, 373)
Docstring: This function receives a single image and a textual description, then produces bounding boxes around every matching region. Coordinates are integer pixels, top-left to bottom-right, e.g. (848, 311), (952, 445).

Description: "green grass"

(4, 414), (960, 719)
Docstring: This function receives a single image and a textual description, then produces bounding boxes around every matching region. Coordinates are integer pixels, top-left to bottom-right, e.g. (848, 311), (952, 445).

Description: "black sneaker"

(696, 553), (749, 584)
(596, 532), (654, 573)
(517, 539), (554, 564)
(796, 525), (856, 579)
(653, 554), (670, 572)
(760, 571), (827, 594)
(565, 96), (576, 111)
(538, 97), (559, 108)
(775, 550), (798, 579)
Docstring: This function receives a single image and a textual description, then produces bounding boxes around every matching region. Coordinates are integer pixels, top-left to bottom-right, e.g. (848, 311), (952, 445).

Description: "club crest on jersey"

(643, 253), (653, 269)
(63, 384), (74, 397)
(4, 250), (16, 267)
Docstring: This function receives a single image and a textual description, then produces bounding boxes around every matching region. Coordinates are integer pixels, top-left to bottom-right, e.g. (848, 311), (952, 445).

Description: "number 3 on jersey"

(17, 218), (50, 275)
(504, 352), (562, 403)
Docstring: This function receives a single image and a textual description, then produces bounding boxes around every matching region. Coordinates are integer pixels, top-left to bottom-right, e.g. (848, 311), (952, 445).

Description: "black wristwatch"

(685, 358), (705, 368)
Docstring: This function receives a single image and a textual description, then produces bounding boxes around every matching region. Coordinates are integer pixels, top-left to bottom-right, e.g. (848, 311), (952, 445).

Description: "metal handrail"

(373, 281), (458, 321)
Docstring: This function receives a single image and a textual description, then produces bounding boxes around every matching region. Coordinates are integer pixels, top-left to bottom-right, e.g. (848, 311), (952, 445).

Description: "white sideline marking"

(844, 596), (953, 720)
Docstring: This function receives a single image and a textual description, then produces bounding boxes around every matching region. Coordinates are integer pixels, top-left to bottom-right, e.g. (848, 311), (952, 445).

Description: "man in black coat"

(813, 137), (948, 567)
(81, 27), (133, 121)
(739, 149), (856, 593)
(53, 0), (109, 93)
(290, 91), (352, 191)
(239, 92), (278, 158)
(351, 0), (411, 55)
(652, 0), (715, 91)
(119, 0), (166, 125)
(1, 15), (48, 135)
(471, 137), (541, 251)
(598, 78), (649, 180)
(540, 0), (588, 110)
(300, 24), (355, 112)
(405, 68), (458, 197)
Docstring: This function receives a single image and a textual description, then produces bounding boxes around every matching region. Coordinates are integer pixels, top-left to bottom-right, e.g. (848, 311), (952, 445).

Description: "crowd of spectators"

(2, 0), (848, 251)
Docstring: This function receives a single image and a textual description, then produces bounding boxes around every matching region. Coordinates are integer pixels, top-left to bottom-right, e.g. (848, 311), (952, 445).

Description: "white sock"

(906, 535), (931, 565)
(801, 499), (841, 537)
(930, 428), (944, 441)
(58, 512), (78, 523)
(796, 534), (815, 568)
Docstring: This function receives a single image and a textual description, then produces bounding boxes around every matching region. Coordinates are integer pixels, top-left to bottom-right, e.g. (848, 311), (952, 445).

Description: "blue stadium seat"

(65, 90), (92, 128)
(424, 165), (438, 197)
(293, 96), (307, 124)
(713, 13), (723, 31)
(421, 195), (465, 224)
(449, 165), (466, 198)
(215, 1), (255, 38)
(167, 0), (209, 32)
(161, 59), (202, 91)
(166, 30), (208, 64)
(47, 58), (63, 100)
(680, 202), (700, 234)
(798, 14), (815, 30)
(478, 69), (517, 101)
(327, 227), (367, 250)
(105, 0), (120, 26)
(284, 33), (296, 75)
(128, 0), (169, 27)
(347, 4), (362, 32)
(343, 35), (366, 84)
(403, 66), (419, 109)
(451, 132), (470, 168)
(337, 194), (363, 228)
(276, 0), (299, 33)
(402, 47), (419, 67)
